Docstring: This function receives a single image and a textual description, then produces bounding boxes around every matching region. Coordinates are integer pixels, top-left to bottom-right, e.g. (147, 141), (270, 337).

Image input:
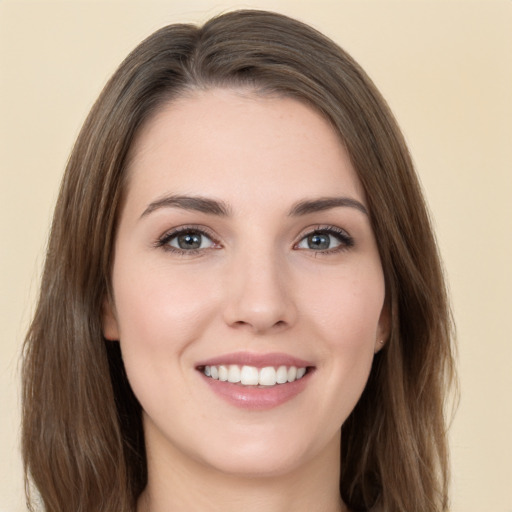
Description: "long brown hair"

(22, 10), (456, 512)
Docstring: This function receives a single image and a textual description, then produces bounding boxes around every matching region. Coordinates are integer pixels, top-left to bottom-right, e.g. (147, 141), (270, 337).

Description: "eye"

(156, 227), (219, 254)
(169, 231), (213, 250)
(295, 227), (354, 252)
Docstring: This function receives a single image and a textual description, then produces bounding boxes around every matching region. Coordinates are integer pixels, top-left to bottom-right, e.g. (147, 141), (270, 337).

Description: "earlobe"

(102, 297), (120, 341)
(375, 303), (390, 353)
(374, 337), (386, 353)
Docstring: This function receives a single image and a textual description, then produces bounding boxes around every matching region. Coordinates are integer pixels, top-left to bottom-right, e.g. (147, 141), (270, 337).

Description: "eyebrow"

(288, 197), (368, 216)
(140, 194), (231, 218)
(140, 194), (367, 219)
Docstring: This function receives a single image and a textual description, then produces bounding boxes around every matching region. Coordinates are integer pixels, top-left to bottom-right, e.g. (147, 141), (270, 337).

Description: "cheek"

(110, 259), (223, 418)
(305, 268), (385, 343)
(111, 257), (221, 356)
(302, 268), (384, 405)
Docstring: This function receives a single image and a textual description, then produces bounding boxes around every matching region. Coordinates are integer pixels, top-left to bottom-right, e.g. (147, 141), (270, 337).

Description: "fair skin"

(103, 88), (388, 512)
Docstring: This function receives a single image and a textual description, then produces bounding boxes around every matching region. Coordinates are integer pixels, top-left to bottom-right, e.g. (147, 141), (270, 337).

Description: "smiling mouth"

(198, 364), (310, 387)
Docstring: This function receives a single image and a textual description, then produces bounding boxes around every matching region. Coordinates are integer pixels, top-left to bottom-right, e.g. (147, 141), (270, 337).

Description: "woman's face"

(104, 88), (387, 478)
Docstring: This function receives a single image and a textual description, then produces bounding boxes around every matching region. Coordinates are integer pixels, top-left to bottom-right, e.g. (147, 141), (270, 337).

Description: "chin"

(189, 424), (339, 479)
(202, 447), (311, 479)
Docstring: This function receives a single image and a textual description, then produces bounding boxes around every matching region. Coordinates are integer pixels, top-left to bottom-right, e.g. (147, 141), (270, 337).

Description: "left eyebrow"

(288, 197), (368, 216)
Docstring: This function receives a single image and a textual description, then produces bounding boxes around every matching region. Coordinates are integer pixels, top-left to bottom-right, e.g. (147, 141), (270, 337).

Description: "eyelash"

(154, 225), (220, 256)
(154, 224), (354, 256)
(294, 225), (354, 254)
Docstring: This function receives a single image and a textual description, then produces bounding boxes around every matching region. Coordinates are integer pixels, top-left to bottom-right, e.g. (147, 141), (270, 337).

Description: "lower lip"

(200, 371), (312, 410)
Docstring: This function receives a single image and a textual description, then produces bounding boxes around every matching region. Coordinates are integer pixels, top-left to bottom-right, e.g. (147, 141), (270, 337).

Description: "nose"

(222, 249), (297, 334)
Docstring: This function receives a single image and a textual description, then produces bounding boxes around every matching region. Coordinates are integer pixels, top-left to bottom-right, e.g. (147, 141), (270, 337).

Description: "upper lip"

(195, 351), (314, 369)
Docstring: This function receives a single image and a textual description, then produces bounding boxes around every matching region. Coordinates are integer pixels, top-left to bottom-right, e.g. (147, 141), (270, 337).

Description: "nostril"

(232, 320), (250, 327)
(230, 319), (288, 331)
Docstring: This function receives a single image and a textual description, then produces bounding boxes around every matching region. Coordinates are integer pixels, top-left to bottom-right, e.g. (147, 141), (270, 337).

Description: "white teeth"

(218, 365), (228, 381)
(240, 365), (259, 385)
(259, 366), (277, 386)
(276, 365), (288, 384)
(227, 364), (241, 383)
(202, 364), (308, 386)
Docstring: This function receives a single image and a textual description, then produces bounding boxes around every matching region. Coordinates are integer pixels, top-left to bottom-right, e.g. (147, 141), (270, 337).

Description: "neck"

(138, 430), (347, 512)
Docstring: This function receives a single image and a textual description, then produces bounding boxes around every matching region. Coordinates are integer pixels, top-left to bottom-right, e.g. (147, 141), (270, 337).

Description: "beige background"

(1, 1), (511, 511)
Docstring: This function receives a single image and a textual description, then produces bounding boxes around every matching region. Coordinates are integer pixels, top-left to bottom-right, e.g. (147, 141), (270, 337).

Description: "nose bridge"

(223, 240), (296, 332)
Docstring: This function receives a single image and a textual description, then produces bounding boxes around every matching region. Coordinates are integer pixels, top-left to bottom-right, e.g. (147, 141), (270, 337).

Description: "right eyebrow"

(140, 194), (232, 219)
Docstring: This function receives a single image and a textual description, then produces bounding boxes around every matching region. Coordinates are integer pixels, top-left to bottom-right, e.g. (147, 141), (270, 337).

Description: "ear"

(374, 302), (390, 353)
(102, 297), (119, 341)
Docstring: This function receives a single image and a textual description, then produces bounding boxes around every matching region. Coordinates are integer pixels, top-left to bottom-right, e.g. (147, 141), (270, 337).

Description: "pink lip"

(196, 352), (315, 411)
(200, 373), (312, 410)
(195, 351), (313, 369)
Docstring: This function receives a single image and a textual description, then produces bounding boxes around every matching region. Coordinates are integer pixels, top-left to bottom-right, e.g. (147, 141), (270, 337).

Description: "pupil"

(178, 233), (201, 250)
(308, 233), (330, 250)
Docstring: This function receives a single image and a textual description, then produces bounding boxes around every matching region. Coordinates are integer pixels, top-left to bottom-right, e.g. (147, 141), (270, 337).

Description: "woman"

(22, 9), (455, 512)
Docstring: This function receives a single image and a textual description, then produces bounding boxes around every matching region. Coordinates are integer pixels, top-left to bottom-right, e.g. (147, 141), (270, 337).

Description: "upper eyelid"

(296, 224), (352, 239)
(294, 225), (354, 250)
(156, 225), (221, 247)
(160, 225), (218, 238)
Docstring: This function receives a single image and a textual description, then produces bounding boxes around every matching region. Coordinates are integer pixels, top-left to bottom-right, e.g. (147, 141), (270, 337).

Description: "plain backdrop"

(1, 1), (511, 511)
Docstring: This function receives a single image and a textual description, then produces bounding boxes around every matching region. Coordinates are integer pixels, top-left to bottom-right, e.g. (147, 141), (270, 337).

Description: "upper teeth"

(203, 365), (307, 386)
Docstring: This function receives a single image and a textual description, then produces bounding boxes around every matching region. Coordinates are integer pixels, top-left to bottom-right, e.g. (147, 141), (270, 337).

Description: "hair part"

(22, 9), (456, 512)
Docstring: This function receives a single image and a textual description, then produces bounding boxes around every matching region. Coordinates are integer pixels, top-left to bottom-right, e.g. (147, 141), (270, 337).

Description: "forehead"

(124, 88), (365, 212)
